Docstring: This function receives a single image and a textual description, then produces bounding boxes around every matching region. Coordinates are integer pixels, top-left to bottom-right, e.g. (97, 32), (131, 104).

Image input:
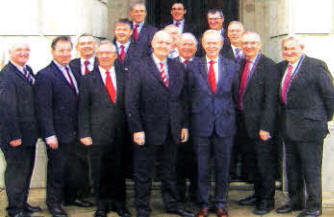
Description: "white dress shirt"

(80, 56), (95, 75)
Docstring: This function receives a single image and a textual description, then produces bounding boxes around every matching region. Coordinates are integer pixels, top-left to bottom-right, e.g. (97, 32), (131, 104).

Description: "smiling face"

(76, 35), (96, 59)
(202, 31), (223, 59)
(114, 23), (133, 44)
(171, 3), (186, 21)
(130, 4), (147, 24)
(281, 38), (304, 64)
(96, 42), (117, 70)
(241, 32), (262, 60)
(227, 22), (244, 47)
(151, 31), (173, 60)
(207, 12), (224, 30)
(178, 35), (197, 60)
(9, 43), (30, 66)
(52, 40), (72, 66)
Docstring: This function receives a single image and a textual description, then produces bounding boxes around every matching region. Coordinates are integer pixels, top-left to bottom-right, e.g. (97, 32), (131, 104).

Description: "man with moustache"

(35, 36), (80, 217)
(79, 40), (130, 217)
(275, 36), (334, 217)
(236, 31), (280, 215)
(175, 32), (199, 203)
(129, 3), (157, 58)
(65, 33), (97, 208)
(0, 43), (41, 217)
(188, 30), (238, 217)
(126, 30), (193, 217)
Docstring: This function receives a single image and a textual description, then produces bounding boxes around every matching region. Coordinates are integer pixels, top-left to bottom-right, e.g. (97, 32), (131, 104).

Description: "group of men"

(0, 2), (333, 217)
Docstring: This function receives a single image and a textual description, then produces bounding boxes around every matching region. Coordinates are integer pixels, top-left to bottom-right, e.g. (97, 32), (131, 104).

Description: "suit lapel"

(215, 56), (225, 93)
(199, 57), (212, 94)
(93, 67), (113, 105)
(244, 54), (262, 94)
(148, 56), (169, 90)
(8, 62), (30, 84)
(51, 62), (74, 89)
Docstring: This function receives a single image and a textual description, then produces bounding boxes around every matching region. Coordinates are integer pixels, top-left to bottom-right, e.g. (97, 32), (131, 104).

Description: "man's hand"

(46, 136), (58, 149)
(133, 132), (145, 146)
(80, 137), (93, 146)
(180, 128), (189, 143)
(259, 130), (271, 141)
(9, 139), (22, 147)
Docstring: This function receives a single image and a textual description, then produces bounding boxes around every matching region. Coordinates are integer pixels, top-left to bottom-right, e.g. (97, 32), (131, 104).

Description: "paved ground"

(0, 184), (334, 217)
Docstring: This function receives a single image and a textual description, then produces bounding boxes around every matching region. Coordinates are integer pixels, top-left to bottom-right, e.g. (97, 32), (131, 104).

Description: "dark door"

(146, 0), (239, 33)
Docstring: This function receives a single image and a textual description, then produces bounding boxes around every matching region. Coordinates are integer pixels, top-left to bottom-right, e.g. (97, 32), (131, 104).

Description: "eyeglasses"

(171, 8), (184, 11)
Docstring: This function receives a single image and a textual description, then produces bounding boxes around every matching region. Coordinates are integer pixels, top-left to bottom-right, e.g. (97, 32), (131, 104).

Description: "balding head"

(281, 35), (305, 64)
(177, 33), (197, 60)
(202, 30), (223, 59)
(241, 31), (262, 60)
(227, 21), (244, 47)
(9, 42), (30, 67)
(151, 30), (173, 61)
(96, 40), (117, 70)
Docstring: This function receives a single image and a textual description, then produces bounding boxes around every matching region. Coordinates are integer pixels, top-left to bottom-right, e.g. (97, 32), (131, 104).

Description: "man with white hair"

(126, 30), (193, 217)
(187, 30), (238, 217)
(177, 33), (198, 66)
(0, 42), (41, 217)
(236, 31), (280, 215)
(275, 36), (334, 217)
(78, 40), (130, 217)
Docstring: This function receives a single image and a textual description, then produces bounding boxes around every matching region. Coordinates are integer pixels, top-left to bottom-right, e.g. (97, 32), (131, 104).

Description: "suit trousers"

(46, 142), (67, 206)
(194, 133), (233, 209)
(2, 144), (36, 216)
(237, 113), (276, 204)
(64, 141), (91, 202)
(133, 134), (179, 216)
(87, 139), (124, 209)
(284, 138), (323, 210)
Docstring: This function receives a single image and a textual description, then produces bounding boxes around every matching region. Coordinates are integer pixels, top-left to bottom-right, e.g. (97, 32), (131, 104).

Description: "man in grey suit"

(275, 36), (334, 217)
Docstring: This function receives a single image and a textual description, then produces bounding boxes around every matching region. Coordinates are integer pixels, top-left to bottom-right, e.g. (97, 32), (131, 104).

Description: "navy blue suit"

(188, 56), (238, 209)
(126, 56), (188, 215)
(0, 62), (39, 216)
(131, 23), (157, 58)
(35, 61), (80, 206)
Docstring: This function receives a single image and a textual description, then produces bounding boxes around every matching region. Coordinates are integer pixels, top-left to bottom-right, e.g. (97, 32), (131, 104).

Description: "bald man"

(0, 43), (41, 217)
(126, 30), (193, 217)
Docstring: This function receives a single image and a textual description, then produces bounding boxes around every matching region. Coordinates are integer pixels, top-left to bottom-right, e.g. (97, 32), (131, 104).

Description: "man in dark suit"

(64, 33), (97, 208)
(0, 43), (41, 217)
(70, 33), (98, 76)
(188, 30), (238, 217)
(236, 31), (280, 215)
(35, 36), (80, 217)
(221, 21), (244, 63)
(166, 2), (197, 36)
(78, 40), (130, 217)
(129, 3), (157, 58)
(126, 30), (193, 217)
(175, 33), (198, 203)
(275, 36), (334, 217)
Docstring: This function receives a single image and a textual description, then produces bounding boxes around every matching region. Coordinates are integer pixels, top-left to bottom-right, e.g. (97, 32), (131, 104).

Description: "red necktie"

(208, 60), (217, 93)
(105, 70), (116, 103)
(237, 60), (251, 110)
(281, 64), (293, 104)
(84, 60), (90, 75)
(119, 45), (125, 62)
(183, 60), (189, 65)
(65, 66), (77, 94)
(159, 63), (168, 87)
(133, 24), (139, 41)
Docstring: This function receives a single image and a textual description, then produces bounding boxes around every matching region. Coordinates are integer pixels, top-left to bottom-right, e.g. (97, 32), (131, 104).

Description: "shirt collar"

(152, 54), (167, 66)
(99, 65), (114, 74)
(173, 19), (184, 25)
(205, 56), (219, 64)
(116, 40), (131, 49)
(80, 56), (95, 65)
(133, 21), (144, 28)
(10, 61), (26, 72)
(53, 60), (69, 71)
(180, 56), (193, 63)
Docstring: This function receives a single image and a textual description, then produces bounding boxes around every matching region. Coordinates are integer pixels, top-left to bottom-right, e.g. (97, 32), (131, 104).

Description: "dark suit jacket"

(221, 41), (236, 62)
(131, 23), (158, 58)
(0, 62), (39, 146)
(187, 56), (238, 138)
(69, 57), (98, 77)
(113, 39), (137, 74)
(35, 61), (80, 144)
(277, 55), (334, 141)
(78, 62), (126, 145)
(163, 20), (199, 36)
(126, 56), (188, 145)
(238, 54), (280, 139)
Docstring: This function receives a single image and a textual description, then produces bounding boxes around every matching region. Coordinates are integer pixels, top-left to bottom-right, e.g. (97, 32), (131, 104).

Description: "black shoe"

(238, 194), (257, 206)
(64, 198), (94, 207)
(10, 212), (31, 217)
(276, 203), (303, 214)
(167, 208), (195, 217)
(253, 202), (274, 215)
(114, 206), (131, 217)
(296, 209), (321, 217)
(47, 204), (68, 217)
(25, 204), (42, 213)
